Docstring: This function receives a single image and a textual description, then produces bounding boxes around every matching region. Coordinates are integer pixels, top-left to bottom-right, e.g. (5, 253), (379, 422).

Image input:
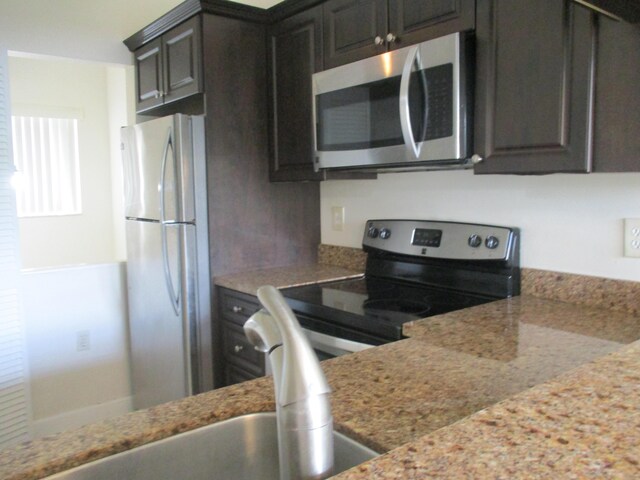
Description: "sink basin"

(45, 413), (378, 480)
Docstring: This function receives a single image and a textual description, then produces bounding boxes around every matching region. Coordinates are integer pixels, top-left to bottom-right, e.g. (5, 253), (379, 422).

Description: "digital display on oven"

(412, 228), (442, 247)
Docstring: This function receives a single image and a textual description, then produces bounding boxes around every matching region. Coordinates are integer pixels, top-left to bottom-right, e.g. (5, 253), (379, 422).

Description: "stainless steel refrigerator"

(121, 114), (212, 410)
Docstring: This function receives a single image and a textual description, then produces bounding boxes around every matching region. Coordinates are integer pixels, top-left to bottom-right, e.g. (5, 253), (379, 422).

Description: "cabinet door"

(592, 16), (640, 172)
(388, 0), (475, 49)
(268, 6), (324, 181)
(323, 0), (388, 69)
(474, 0), (596, 174)
(135, 38), (164, 112)
(163, 16), (202, 105)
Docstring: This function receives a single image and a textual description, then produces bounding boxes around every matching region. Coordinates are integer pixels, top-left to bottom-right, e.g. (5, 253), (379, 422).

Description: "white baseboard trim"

(31, 396), (133, 439)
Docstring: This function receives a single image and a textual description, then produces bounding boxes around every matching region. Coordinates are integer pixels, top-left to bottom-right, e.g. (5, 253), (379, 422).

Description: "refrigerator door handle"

(159, 127), (181, 316)
(161, 223), (181, 316)
(160, 126), (173, 224)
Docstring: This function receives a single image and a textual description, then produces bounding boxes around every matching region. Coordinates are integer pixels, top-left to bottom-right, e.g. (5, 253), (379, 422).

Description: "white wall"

(21, 263), (132, 437)
(9, 56), (127, 268)
(321, 170), (640, 282)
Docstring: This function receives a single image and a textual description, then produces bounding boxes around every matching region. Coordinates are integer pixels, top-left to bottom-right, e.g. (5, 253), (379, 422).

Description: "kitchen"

(1, 0), (640, 478)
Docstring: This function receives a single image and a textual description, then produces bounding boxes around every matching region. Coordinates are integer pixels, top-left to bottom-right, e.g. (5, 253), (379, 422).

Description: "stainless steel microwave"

(312, 32), (472, 172)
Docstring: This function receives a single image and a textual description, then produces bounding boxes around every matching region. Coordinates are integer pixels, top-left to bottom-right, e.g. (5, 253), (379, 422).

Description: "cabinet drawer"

(220, 289), (261, 325)
(222, 321), (265, 375)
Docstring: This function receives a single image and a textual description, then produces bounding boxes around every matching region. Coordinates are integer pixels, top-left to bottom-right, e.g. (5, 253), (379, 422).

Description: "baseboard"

(31, 396), (133, 439)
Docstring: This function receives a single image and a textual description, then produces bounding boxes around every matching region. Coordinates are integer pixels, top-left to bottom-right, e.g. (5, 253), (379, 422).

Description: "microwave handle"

(399, 46), (427, 159)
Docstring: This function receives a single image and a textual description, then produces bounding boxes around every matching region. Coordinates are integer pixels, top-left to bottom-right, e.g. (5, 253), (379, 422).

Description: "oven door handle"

(302, 328), (374, 357)
(399, 45), (427, 160)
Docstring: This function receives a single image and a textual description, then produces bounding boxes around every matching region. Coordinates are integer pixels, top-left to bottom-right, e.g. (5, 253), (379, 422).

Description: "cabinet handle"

(232, 305), (244, 313)
(374, 35), (384, 46)
(234, 344), (244, 353)
(386, 33), (397, 44)
(471, 154), (484, 165)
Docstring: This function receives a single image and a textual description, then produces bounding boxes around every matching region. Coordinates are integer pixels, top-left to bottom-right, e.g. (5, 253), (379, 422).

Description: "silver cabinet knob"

(234, 344), (244, 353)
(374, 35), (384, 45)
(471, 154), (484, 165)
(386, 33), (397, 44)
(232, 305), (244, 313)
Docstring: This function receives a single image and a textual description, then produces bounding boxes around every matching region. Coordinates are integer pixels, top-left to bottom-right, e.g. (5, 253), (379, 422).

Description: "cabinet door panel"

(323, 0), (387, 69)
(163, 16), (202, 104)
(389, 0), (475, 48)
(135, 38), (164, 112)
(593, 16), (640, 172)
(474, 0), (595, 174)
(268, 6), (324, 181)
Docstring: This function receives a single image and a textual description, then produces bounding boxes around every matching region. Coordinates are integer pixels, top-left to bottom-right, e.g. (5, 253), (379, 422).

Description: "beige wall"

(9, 55), (129, 268)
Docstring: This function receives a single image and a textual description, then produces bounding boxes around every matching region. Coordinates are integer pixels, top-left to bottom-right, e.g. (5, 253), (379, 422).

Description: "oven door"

(302, 328), (374, 361)
(313, 32), (467, 170)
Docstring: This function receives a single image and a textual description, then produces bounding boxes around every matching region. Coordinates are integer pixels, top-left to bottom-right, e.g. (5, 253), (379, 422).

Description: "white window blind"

(11, 115), (81, 217)
(0, 49), (31, 448)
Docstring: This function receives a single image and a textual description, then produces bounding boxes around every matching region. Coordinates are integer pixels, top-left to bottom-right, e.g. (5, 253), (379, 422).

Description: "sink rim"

(43, 411), (380, 480)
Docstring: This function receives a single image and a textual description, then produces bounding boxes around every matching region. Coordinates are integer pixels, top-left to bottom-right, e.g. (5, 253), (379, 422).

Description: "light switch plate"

(624, 218), (640, 258)
(331, 206), (345, 232)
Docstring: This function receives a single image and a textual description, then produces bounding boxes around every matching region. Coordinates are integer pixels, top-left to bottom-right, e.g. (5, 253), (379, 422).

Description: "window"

(11, 116), (81, 217)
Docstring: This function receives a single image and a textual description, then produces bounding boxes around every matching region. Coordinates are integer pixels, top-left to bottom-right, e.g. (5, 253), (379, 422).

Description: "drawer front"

(220, 289), (261, 326)
(222, 321), (265, 375)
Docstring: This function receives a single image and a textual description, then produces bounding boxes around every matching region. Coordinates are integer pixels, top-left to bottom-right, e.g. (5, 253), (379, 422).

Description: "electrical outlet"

(77, 330), (91, 351)
(331, 206), (345, 232)
(624, 218), (640, 258)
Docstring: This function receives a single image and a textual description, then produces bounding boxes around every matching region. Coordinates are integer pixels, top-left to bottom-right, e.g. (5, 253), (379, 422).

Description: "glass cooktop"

(282, 277), (495, 342)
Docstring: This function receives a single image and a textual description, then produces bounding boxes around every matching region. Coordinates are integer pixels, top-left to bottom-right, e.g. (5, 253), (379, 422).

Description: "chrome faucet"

(244, 285), (334, 480)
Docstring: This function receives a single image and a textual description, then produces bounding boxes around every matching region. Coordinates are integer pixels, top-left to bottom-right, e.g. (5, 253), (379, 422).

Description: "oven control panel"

(362, 219), (518, 261)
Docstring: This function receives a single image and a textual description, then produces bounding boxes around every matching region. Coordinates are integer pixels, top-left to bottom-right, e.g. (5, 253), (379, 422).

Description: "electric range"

(281, 220), (520, 358)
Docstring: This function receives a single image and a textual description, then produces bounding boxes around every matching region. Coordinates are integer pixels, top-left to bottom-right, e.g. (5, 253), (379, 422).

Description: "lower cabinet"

(219, 287), (266, 386)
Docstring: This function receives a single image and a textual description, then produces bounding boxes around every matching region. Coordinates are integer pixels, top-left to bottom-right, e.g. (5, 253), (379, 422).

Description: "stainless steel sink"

(45, 412), (378, 480)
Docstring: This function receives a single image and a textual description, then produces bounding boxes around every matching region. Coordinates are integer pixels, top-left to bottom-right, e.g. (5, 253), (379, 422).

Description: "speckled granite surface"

(318, 244), (368, 271)
(522, 268), (640, 315)
(2, 295), (639, 480)
(333, 340), (640, 479)
(214, 264), (363, 296)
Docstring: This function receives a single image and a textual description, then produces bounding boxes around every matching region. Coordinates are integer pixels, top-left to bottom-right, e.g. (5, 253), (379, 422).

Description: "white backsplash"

(321, 169), (640, 282)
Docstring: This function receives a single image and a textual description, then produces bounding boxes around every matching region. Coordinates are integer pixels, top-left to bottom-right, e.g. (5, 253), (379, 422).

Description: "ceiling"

(0, 0), (284, 64)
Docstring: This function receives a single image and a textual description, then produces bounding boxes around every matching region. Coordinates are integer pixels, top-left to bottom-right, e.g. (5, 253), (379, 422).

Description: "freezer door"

(126, 220), (190, 409)
(121, 114), (195, 222)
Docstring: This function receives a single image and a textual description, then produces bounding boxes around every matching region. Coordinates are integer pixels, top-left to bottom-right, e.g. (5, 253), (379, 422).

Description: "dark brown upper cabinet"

(134, 16), (202, 113)
(268, 5), (324, 182)
(592, 15), (640, 172)
(473, 0), (597, 174)
(323, 0), (475, 69)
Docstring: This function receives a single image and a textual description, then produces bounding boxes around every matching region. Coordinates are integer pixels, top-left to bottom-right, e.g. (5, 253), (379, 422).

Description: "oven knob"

(485, 235), (500, 249)
(379, 228), (391, 239)
(468, 234), (482, 248)
(367, 226), (379, 238)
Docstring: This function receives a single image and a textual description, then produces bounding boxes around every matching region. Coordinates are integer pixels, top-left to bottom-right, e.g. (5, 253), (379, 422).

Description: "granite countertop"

(214, 264), (364, 295)
(2, 293), (639, 480)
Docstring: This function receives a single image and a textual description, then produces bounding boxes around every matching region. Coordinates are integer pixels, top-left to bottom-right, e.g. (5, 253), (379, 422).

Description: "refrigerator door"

(122, 115), (195, 223)
(126, 220), (190, 409)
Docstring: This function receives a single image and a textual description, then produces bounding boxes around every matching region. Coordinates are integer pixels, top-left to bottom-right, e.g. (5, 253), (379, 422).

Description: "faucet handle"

(244, 310), (282, 353)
